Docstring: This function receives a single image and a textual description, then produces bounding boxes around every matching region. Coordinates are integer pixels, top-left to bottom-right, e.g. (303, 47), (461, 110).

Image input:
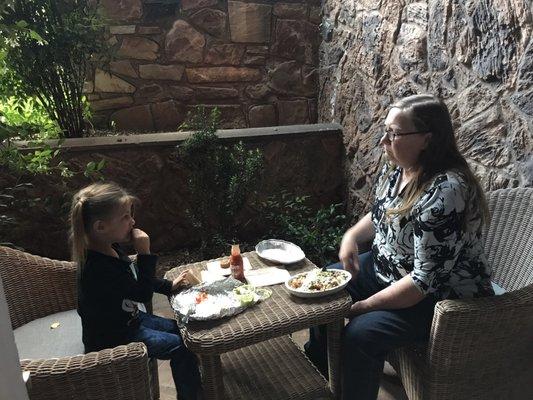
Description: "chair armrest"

(427, 284), (533, 377)
(20, 342), (153, 400)
(0, 246), (77, 328)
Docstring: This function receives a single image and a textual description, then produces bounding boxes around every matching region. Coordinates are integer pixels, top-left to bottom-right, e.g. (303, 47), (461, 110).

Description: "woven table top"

(165, 251), (352, 354)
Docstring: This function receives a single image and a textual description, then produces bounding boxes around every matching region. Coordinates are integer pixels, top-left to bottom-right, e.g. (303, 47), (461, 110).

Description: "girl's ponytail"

(70, 196), (87, 266)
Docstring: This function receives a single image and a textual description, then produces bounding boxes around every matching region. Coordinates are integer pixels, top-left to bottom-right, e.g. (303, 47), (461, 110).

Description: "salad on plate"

(285, 269), (351, 298)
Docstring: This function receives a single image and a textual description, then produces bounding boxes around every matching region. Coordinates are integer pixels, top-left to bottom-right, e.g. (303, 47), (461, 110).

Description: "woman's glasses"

(382, 127), (429, 142)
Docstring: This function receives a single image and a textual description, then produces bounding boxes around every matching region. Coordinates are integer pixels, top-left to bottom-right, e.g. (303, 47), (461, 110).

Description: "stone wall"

(318, 0), (532, 217)
(86, 0), (321, 131)
(4, 124), (343, 260)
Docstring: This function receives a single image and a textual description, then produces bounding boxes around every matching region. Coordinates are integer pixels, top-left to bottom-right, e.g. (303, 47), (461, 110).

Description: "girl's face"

(94, 200), (135, 244)
(380, 107), (431, 170)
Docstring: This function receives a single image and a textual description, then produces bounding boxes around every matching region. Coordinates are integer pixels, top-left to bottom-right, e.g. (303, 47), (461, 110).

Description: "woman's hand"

(339, 230), (360, 279)
(347, 300), (370, 318)
(338, 212), (375, 280)
(171, 270), (190, 292)
(131, 228), (150, 255)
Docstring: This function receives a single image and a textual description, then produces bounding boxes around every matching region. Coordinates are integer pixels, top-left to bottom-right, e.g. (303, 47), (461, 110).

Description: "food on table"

(233, 285), (265, 306)
(288, 270), (348, 292)
(195, 291), (208, 304)
(289, 274), (306, 289)
(172, 279), (272, 322)
(220, 257), (230, 269)
(185, 270), (201, 286)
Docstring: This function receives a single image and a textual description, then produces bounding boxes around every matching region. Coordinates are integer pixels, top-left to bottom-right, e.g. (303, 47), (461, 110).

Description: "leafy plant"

(0, 96), (61, 140)
(0, 182), (39, 247)
(179, 107), (263, 256)
(0, 0), (108, 138)
(262, 192), (348, 268)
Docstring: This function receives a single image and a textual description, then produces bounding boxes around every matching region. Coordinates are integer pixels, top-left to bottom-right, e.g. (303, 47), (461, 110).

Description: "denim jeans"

(129, 312), (201, 400)
(305, 252), (437, 400)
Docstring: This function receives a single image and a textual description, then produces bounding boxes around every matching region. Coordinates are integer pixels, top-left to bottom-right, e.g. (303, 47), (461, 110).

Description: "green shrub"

(262, 192), (348, 268)
(179, 107), (263, 256)
(0, 0), (107, 138)
(0, 96), (60, 140)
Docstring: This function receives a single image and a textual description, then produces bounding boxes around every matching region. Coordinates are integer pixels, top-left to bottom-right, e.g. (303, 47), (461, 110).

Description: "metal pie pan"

(255, 239), (305, 264)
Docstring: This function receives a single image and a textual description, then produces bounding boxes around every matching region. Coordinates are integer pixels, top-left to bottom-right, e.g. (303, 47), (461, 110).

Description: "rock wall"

(318, 0), (532, 218)
(86, 0), (321, 131)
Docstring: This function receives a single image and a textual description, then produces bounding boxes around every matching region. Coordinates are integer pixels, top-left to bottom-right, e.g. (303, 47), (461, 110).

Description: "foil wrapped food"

(172, 277), (271, 324)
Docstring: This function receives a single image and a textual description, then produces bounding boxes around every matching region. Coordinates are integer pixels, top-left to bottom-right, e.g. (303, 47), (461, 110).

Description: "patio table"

(164, 251), (352, 400)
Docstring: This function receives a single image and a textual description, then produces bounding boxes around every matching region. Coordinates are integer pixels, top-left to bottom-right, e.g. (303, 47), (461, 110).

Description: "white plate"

(255, 239), (305, 264)
(285, 269), (352, 298)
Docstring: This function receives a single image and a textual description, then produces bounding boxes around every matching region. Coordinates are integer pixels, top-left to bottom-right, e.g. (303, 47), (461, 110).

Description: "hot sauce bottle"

(230, 244), (245, 282)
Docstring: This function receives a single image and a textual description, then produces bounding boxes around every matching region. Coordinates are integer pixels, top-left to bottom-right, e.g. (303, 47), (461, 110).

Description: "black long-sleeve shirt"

(77, 245), (172, 352)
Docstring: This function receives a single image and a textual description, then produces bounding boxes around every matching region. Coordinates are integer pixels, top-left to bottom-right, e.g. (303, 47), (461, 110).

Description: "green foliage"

(83, 159), (106, 179)
(0, 182), (39, 247)
(0, 96), (60, 140)
(0, 0), (108, 138)
(262, 192), (348, 268)
(0, 2), (109, 248)
(179, 107), (263, 256)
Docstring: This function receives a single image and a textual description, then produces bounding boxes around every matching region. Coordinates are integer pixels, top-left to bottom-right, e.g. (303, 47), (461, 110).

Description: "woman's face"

(380, 107), (430, 170)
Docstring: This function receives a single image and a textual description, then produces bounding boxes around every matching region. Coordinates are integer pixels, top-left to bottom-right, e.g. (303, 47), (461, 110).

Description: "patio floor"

(153, 293), (408, 400)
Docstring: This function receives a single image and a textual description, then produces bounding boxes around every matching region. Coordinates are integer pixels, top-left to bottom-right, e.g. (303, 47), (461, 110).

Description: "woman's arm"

(339, 212), (375, 278)
(349, 275), (426, 316)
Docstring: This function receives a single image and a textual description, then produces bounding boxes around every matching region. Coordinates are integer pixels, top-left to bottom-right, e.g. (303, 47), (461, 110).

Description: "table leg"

(199, 354), (225, 400)
(327, 319), (344, 399)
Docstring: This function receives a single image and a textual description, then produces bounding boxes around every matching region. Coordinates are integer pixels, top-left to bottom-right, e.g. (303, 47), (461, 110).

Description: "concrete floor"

(153, 293), (408, 400)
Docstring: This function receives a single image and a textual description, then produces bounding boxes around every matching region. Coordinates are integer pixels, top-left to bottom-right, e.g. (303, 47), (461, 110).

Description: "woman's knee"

(343, 316), (388, 357)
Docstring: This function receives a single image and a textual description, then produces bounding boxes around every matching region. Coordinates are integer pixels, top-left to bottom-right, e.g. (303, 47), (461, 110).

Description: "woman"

(305, 94), (494, 400)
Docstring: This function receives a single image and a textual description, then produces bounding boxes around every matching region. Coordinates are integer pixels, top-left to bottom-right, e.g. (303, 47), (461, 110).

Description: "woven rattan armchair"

(388, 187), (533, 400)
(0, 246), (160, 400)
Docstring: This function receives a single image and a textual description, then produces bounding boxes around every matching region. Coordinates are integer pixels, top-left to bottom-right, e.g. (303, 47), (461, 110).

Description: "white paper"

(200, 270), (227, 283)
(206, 256), (252, 277)
(244, 267), (291, 287)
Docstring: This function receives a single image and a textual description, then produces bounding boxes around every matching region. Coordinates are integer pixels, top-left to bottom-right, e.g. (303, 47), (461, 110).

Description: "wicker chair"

(388, 187), (533, 400)
(0, 246), (160, 400)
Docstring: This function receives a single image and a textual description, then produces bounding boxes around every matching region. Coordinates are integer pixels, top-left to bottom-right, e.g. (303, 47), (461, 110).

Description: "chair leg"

(150, 358), (160, 399)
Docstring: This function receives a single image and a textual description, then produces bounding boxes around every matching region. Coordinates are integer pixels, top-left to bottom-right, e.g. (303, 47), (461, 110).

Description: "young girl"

(71, 182), (201, 400)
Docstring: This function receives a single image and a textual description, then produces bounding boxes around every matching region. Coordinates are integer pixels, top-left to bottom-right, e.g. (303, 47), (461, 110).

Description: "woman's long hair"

(383, 94), (489, 225)
(69, 182), (137, 266)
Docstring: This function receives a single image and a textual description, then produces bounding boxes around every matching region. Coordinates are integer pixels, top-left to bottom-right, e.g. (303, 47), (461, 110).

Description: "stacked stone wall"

(86, 0), (321, 131)
(318, 0), (532, 218)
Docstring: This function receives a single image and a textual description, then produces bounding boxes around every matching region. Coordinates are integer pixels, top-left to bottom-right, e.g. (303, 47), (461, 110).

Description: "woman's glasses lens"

(382, 127), (427, 141)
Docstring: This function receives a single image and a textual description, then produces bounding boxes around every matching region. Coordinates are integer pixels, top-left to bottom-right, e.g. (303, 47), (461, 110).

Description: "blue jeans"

(129, 312), (201, 400)
(305, 252), (437, 400)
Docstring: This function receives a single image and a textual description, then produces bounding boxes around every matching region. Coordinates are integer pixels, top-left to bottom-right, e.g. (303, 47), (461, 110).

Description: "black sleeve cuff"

(136, 254), (158, 277)
(153, 277), (173, 296)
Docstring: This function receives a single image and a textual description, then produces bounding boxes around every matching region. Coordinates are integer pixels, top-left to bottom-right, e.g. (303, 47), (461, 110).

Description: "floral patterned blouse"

(371, 165), (494, 300)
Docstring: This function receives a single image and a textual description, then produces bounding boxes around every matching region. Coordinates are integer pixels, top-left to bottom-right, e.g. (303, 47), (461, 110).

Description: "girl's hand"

(131, 228), (150, 255)
(171, 270), (191, 292)
(339, 231), (360, 279)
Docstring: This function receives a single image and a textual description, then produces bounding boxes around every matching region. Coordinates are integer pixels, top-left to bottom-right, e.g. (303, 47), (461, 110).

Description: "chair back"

(0, 246), (77, 329)
(483, 187), (533, 291)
